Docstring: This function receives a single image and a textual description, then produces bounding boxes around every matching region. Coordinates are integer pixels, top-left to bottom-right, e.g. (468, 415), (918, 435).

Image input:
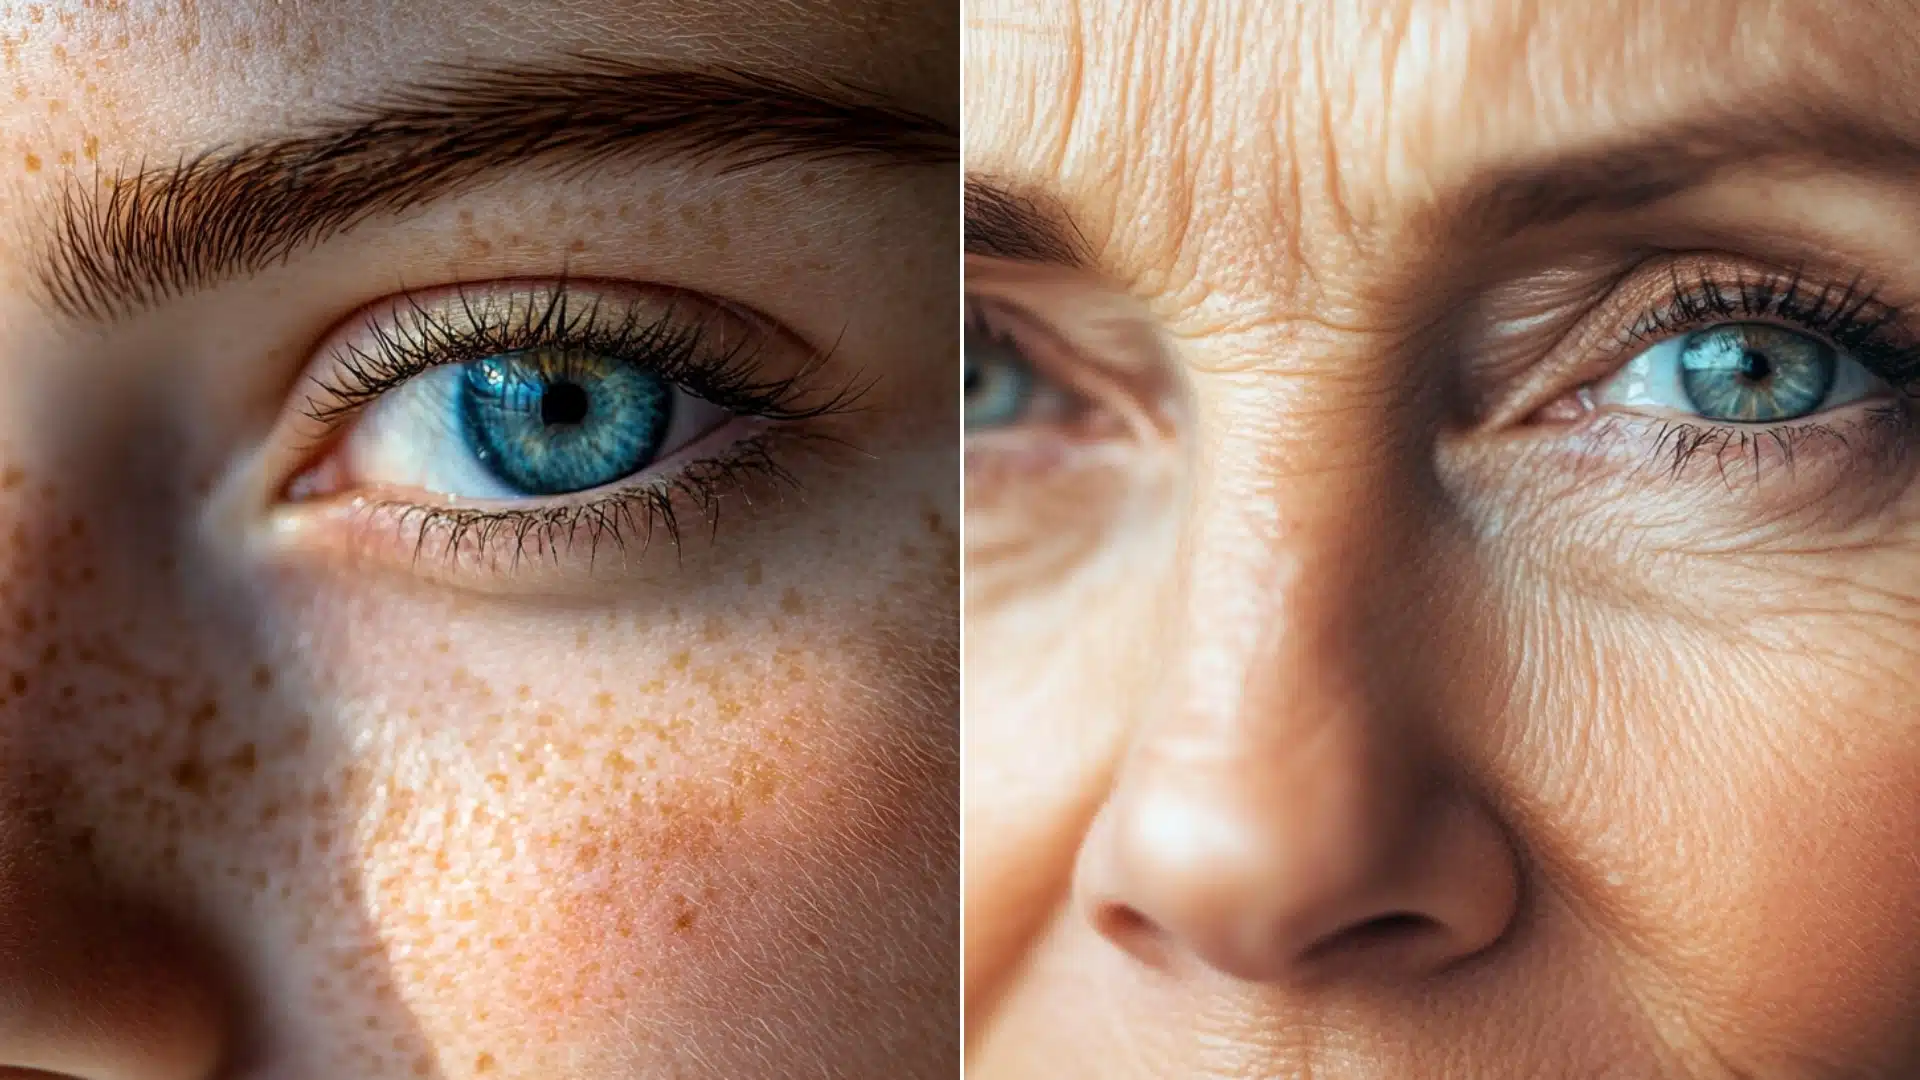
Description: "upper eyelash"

(301, 279), (869, 428)
(1624, 265), (1920, 392)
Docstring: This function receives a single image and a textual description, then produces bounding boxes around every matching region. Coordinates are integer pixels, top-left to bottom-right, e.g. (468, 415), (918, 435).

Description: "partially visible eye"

(1596, 321), (1891, 424)
(963, 298), (1089, 437)
(965, 332), (1037, 431)
(340, 344), (733, 499)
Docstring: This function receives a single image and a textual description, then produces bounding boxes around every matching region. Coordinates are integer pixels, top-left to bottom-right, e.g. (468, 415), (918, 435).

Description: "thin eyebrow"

(964, 177), (1089, 267)
(39, 56), (957, 321)
(1437, 104), (1920, 244)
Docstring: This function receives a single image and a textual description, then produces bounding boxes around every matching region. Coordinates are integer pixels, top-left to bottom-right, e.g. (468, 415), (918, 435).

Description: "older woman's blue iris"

(1677, 323), (1836, 423)
(459, 347), (671, 495)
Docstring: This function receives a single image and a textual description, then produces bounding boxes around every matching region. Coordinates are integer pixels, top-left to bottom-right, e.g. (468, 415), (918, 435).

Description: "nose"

(0, 782), (229, 1079)
(1075, 545), (1520, 987)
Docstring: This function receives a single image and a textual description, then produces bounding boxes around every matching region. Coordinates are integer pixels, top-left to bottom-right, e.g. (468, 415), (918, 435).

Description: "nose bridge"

(1155, 427), (1403, 749)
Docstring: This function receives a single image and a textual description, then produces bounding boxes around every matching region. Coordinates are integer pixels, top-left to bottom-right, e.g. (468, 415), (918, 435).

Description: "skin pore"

(0, 1), (956, 1078)
(964, 2), (1920, 1078)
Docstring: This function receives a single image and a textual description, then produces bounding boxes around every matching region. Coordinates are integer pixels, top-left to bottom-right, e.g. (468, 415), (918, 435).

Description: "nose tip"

(1077, 769), (1519, 987)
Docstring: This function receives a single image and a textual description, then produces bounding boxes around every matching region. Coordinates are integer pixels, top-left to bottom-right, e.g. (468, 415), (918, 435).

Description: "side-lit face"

(964, 1), (1920, 1077)
(0, 1), (956, 1077)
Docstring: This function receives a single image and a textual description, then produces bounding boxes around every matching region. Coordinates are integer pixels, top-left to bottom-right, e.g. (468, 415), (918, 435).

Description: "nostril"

(1349, 912), (1438, 942)
(1089, 901), (1174, 967)
(1093, 902), (1154, 940)
(1302, 911), (1442, 966)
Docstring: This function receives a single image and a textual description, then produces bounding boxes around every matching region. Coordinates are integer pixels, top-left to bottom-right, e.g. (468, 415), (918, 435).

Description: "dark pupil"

(461, 349), (671, 496)
(541, 381), (591, 425)
(1735, 349), (1773, 383)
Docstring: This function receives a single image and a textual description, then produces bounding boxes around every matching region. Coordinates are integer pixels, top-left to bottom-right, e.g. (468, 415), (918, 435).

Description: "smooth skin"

(964, 1), (1920, 1077)
(0, 1), (956, 1077)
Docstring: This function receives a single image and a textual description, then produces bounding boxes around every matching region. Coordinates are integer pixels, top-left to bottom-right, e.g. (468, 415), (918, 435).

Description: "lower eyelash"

(346, 427), (828, 574)
(1595, 402), (1913, 487)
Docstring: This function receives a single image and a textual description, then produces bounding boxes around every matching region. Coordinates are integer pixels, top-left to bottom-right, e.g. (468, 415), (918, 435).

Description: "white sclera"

(1594, 325), (1888, 421)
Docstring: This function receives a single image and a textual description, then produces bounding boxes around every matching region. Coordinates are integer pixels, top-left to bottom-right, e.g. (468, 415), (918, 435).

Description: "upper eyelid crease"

(35, 55), (958, 323)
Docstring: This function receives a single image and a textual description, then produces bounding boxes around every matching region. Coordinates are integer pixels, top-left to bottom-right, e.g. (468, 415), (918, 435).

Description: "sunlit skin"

(0, 1), (955, 1078)
(964, 1), (1920, 1077)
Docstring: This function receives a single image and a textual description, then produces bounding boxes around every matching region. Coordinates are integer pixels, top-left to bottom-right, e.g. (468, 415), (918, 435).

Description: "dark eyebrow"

(964, 177), (1089, 267)
(1438, 103), (1920, 244)
(39, 56), (957, 321)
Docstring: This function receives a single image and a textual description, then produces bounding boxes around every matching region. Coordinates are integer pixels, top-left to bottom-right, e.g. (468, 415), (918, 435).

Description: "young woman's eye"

(1595, 321), (1892, 424)
(331, 344), (735, 499)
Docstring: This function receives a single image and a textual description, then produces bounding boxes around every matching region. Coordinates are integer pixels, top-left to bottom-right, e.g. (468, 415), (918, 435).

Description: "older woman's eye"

(333, 345), (734, 499)
(962, 297), (1101, 444)
(1596, 321), (1890, 424)
(965, 334), (1041, 431)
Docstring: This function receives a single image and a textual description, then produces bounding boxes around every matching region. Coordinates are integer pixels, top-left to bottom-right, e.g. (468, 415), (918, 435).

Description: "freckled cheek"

(288, 594), (947, 1038)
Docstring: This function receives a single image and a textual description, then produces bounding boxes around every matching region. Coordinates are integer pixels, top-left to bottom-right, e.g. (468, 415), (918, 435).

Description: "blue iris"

(965, 335), (1036, 431)
(1677, 323), (1835, 423)
(458, 347), (671, 495)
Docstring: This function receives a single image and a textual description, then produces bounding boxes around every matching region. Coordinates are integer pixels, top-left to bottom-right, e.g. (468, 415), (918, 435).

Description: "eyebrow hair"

(1438, 103), (1920, 244)
(39, 56), (957, 321)
(963, 177), (1089, 267)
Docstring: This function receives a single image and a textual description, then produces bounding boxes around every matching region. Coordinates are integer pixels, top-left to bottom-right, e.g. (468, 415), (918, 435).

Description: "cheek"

(259, 538), (956, 1064)
(1690, 714), (1920, 1065)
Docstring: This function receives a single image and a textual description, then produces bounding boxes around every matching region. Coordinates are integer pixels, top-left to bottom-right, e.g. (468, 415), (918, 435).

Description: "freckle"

(592, 691), (612, 711)
(188, 699), (217, 730)
(569, 237), (587, 253)
(605, 749), (633, 773)
(81, 135), (97, 161)
(475, 1053), (496, 1073)
(69, 827), (92, 855)
(0, 466), (20, 490)
(252, 664), (272, 690)
(412, 1053), (431, 1076)
(780, 588), (806, 614)
(8, 672), (23, 694)
(56, 149), (71, 165)
(23, 153), (40, 172)
(433, 638), (450, 653)
(228, 743), (257, 775)
(575, 628), (589, 649)
(744, 560), (762, 585)
(171, 758), (208, 796)
(260, 800), (280, 824)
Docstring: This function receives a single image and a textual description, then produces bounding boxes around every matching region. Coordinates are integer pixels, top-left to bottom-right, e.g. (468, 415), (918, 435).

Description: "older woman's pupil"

(1737, 348), (1774, 384)
(542, 381), (591, 425)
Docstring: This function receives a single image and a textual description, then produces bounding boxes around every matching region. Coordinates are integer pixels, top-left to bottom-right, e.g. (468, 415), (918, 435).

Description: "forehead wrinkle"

(1370, 0), (1920, 236)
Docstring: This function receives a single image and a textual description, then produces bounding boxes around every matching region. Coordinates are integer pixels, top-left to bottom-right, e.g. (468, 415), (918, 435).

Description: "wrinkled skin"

(964, 1), (1920, 1077)
(0, 1), (956, 1077)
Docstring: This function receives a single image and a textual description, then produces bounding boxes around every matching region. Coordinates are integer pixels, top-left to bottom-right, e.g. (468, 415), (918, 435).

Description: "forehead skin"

(966, 0), (1915, 328)
(0, 1), (956, 1078)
